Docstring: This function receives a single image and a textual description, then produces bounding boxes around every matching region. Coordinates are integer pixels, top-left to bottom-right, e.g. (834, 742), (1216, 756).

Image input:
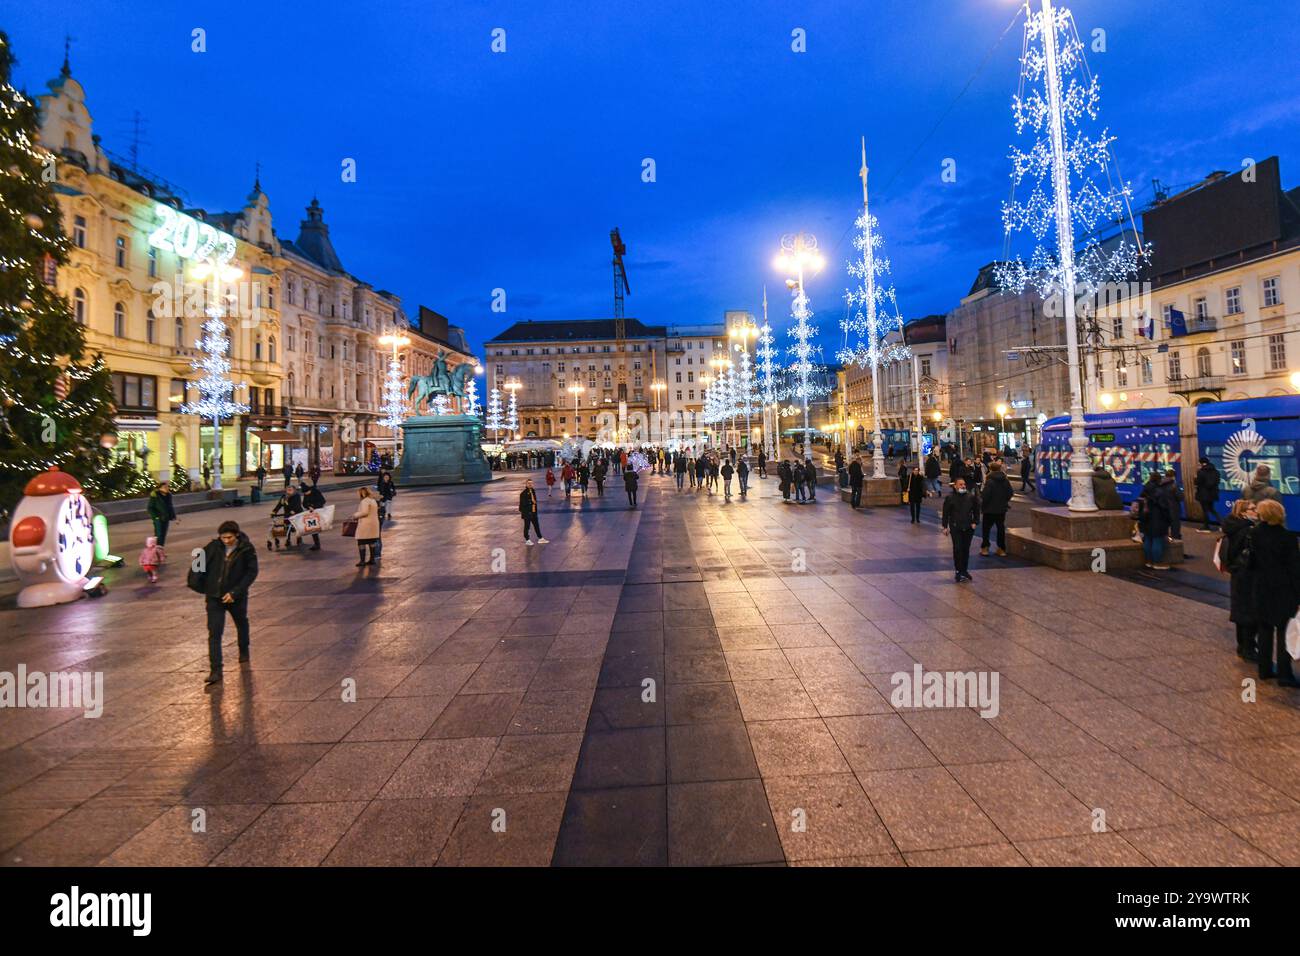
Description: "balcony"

(1184, 314), (1218, 335)
(1168, 374), (1225, 395)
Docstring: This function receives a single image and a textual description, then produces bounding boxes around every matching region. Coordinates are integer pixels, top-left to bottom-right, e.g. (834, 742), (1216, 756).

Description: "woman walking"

(351, 487), (382, 567)
(1137, 472), (1173, 569)
(906, 466), (926, 524)
(1248, 499), (1300, 686)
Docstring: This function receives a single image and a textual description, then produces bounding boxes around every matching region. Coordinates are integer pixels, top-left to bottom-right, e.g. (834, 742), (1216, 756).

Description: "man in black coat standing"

(942, 478), (980, 583)
(924, 452), (942, 497)
(1019, 453), (1033, 493)
(147, 480), (178, 546)
(624, 467), (639, 509)
(194, 520), (259, 684)
(1194, 457), (1221, 532)
(848, 456), (865, 509)
(520, 478), (547, 545)
(979, 461), (1014, 556)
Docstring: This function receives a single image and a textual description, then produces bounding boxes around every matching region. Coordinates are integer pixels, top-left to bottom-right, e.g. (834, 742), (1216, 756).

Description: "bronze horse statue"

(408, 352), (475, 413)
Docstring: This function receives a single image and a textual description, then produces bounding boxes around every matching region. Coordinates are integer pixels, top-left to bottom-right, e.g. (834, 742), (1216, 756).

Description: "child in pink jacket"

(139, 536), (165, 583)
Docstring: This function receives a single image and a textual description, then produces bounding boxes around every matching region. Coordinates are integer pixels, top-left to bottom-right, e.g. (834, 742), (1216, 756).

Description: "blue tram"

(1037, 397), (1300, 527)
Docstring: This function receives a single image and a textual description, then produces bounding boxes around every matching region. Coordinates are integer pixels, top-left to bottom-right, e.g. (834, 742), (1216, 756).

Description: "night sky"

(6, 0), (1298, 358)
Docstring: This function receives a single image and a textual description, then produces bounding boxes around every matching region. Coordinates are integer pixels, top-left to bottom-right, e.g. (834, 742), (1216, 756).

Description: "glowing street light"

(568, 383), (585, 438)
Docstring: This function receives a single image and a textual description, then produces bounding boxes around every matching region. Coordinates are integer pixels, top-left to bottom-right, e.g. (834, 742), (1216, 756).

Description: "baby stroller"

(267, 514), (290, 551)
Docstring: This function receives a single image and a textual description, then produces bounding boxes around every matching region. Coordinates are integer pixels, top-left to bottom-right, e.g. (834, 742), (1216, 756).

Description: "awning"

(250, 429), (299, 443)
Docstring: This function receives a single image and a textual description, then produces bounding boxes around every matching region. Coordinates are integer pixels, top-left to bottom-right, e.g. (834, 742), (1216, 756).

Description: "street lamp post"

(650, 380), (665, 444)
(568, 383), (585, 440)
(730, 319), (757, 457)
(996, 402), (1008, 452)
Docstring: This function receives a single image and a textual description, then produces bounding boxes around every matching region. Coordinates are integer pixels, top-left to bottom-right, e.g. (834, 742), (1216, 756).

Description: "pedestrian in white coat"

(352, 488), (382, 567)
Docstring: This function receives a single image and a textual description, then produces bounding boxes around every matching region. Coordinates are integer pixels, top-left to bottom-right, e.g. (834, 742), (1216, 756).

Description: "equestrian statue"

(408, 350), (474, 413)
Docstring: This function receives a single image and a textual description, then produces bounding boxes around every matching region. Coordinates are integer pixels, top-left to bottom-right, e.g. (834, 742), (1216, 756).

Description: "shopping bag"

(290, 504), (335, 535)
(341, 519), (358, 538)
(1287, 616), (1300, 661)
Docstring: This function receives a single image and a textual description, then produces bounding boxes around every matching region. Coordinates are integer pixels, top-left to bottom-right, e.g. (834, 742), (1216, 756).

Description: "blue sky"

(7, 0), (1298, 357)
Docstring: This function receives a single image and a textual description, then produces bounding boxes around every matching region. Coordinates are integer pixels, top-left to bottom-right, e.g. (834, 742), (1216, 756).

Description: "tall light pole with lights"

(730, 317), (757, 456)
(184, 252), (248, 491)
(568, 383), (585, 439)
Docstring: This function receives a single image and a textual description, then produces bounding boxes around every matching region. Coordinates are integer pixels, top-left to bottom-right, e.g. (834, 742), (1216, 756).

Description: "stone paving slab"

(1, 468), (1297, 866)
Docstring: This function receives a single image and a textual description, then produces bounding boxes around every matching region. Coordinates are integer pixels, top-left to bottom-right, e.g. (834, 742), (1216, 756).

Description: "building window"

(1225, 286), (1242, 315)
(1166, 350), (1181, 382)
(145, 309), (155, 344)
(113, 302), (126, 338)
(1230, 340), (1246, 375)
(115, 235), (127, 268)
(111, 372), (156, 409)
(1193, 296), (1208, 320)
(175, 317), (185, 348)
(73, 215), (86, 248)
(676, 390), (683, 400)
(287, 329), (295, 352)
(1196, 346), (1212, 378)
(921, 357), (931, 378)
(1111, 315), (1124, 340)
(676, 372), (682, 383)
(73, 287), (87, 325)
(687, 371), (694, 383)
(255, 339), (263, 360)
(147, 246), (157, 278)
(269, 336), (276, 364)
(1116, 361), (1128, 388)
(1140, 357), (1152, 385)
(1269, 333), (1287, 371)
(558, 379), (565, 390)
(1263, 276), (1281, 308)
(286, 277), (295, 305)
(170, 378), (188, 411)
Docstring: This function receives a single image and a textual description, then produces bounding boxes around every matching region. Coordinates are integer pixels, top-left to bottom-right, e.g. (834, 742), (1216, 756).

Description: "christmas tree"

(0, 31), (143, 512)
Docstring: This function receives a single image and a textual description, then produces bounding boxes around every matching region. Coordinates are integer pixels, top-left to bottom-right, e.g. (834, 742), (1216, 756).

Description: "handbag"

(341, 519), (358, 538)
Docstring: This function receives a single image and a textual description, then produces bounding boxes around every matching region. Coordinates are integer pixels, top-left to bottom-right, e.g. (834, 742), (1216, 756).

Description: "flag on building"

(1167, 308), (1189, 337)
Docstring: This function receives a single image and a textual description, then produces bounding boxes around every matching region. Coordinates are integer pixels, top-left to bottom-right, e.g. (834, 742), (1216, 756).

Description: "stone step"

(1007, 526), (1185, 572)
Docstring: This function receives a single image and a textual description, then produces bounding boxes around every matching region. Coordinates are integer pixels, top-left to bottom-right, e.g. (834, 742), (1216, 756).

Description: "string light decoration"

(995, 0), (1148, 510)
(430, 392), (449, 416)
(838, 139), (910, 478)
(505, 388), (519, 436)
(756, 289), (781, 459)
(0, 30), (147, 507)
(775, 233), (828, 462)
(485, 387), (504, 442)
(464, 375), (480, 417)
(377, 353), (409, 429)
(181, 312), (249, 490)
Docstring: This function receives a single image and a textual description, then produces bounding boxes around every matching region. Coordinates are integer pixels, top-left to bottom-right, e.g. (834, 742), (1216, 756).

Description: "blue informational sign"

(921, 433), (934, 457)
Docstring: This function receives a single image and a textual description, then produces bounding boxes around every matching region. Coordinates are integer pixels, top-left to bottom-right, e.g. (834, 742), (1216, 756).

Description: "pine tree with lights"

(182, 314), (249, 490)
(0, 31), (141, 512)
(464, 376), (480, 417)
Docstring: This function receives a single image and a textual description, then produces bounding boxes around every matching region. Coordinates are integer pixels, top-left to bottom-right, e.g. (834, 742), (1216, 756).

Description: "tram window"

(1202, 442), (1299, 494)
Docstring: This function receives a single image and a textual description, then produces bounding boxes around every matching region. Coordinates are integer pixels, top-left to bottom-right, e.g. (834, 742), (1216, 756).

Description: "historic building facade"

(484, 318), (668, 441)
(36, 58), (284, 486)
(277, 199), (408, 471)
(837, 316), (949, 454)
(1092, 158), (1300, 411)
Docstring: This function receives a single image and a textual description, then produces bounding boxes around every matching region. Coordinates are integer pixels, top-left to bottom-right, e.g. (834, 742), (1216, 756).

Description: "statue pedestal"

(399, 415), (492, 486)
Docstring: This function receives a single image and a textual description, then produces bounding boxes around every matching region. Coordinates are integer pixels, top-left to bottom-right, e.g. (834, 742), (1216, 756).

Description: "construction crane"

(610, 228), (630, 401)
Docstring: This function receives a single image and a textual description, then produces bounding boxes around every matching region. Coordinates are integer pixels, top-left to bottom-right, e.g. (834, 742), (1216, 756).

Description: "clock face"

(54, 494), (94, 583)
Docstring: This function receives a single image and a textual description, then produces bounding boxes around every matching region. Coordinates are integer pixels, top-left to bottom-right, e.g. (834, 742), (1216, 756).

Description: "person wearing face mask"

(941, 477), (980, 582)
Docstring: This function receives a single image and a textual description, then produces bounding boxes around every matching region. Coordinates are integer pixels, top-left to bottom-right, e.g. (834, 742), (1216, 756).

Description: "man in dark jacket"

(924, 453), (942, 496)
(941, 478), (980, 582)
(721, 459), (735, 499)
(1091, 466), (1124, 510)
(1193, 457), (1221, 532)
(520, 478), (547, 544)
(196, 520), (259, 684)
(674, 451), (688, 491)
(979, 461), (1014, 556)
(948, 455), (964, 488)
(737, 457), (750, 497)
(848, 456), (865, 509)
(757, 448), (768, 478)
(964, 457), (982, 495)
(778, 460), (793, 502)
(147, 481), (178, 546)
(805, 460), (817, 501)
(1019, 453), (1033, 493)
(1161, 470), (1183, 541)
(1221, 503), (1258, 662)
(624, 467), (639, 508)
(301, 482), (325, 550)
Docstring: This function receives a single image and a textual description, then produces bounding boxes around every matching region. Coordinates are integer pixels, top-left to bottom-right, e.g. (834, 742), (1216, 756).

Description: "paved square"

(2, 471), (1298, 866)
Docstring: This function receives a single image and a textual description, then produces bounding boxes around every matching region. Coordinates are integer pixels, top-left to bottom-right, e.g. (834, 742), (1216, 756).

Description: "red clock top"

(23, 467), (84, 496)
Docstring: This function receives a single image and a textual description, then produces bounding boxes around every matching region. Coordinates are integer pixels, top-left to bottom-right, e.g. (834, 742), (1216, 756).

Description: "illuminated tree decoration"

(994, 1), (1149, 302)
(378, 354), (409, 429)
(506, 389), (519, 435)
(183, 316), (249, 423)
(464, 376), (480, 417)
(485, 387), (504, 437)
(838, 210), (910, 372)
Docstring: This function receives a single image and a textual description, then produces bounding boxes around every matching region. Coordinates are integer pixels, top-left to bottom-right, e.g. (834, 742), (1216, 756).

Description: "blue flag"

(1168, 308), (1189, 337)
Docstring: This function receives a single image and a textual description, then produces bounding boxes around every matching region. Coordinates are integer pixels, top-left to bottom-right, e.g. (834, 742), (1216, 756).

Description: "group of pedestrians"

(778, 459), (818, 503)
(938, 460), (1018, 580)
